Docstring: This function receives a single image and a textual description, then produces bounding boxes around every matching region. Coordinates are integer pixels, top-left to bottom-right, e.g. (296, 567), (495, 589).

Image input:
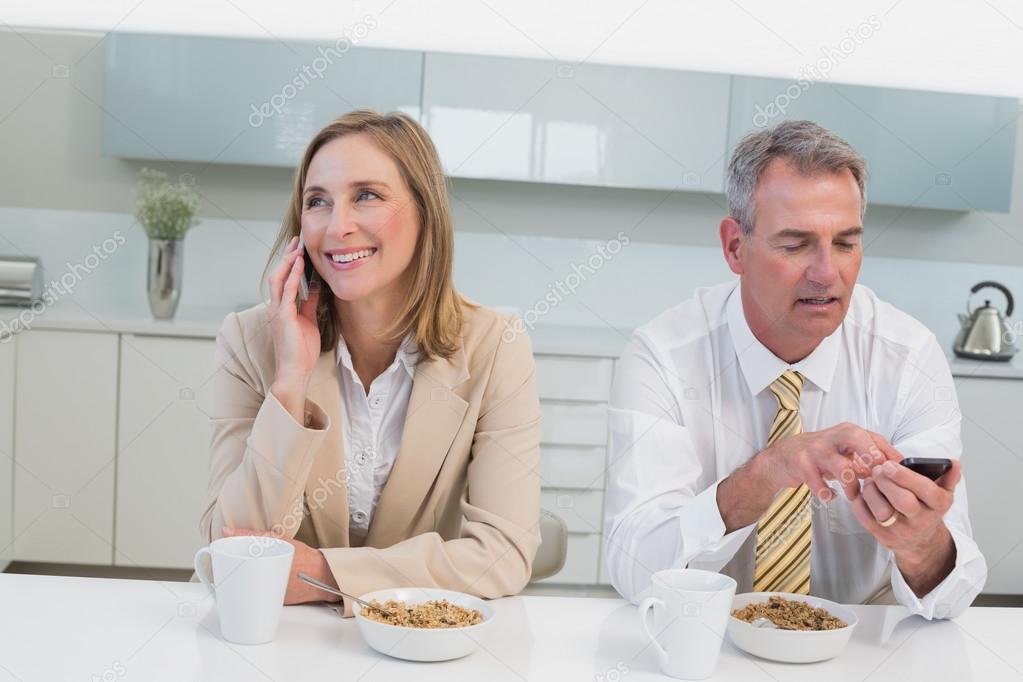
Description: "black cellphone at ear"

(900, 457), (952, 481)
(303, 248), (315, 291)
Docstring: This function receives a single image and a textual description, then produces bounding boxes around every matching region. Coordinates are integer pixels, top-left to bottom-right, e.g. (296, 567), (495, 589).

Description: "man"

(603, 120), (986, 619)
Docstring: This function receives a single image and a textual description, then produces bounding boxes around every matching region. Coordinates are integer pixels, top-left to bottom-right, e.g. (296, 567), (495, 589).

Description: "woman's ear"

(719, 217), (746, 276)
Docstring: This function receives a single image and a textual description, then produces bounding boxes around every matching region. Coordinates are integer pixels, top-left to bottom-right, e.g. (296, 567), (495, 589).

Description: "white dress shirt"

(335, 333), (416, 544)
(603, 280), (987, 619)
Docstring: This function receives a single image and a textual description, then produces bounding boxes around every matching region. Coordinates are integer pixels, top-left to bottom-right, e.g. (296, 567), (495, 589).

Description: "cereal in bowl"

(731, 595), (847, 631)
(360, 599), (483, 628)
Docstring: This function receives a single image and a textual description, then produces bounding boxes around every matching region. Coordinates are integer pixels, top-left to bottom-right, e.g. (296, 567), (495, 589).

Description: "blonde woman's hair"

(261, 109), (467, 361)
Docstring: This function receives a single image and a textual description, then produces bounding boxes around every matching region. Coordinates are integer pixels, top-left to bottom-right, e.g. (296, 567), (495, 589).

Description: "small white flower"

(135, 168), (200, 240)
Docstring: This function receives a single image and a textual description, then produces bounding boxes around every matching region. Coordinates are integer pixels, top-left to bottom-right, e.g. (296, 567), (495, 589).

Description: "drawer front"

(535, 355), (614, 402)
(540, 402), (608, 446)
(541, 489), (603, 535)
(538, 533), (600, 584)
(539, 445), (606, 490)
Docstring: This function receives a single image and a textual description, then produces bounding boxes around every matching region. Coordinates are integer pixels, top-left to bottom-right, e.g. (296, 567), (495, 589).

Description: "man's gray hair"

(726, 120), (868, 237)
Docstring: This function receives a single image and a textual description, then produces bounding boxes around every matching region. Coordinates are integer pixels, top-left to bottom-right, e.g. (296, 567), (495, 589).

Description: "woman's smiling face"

(301, 133), (420, 305)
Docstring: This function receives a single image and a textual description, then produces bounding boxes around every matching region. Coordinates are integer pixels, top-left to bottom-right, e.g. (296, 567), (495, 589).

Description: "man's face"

(722, 158), (864, 360)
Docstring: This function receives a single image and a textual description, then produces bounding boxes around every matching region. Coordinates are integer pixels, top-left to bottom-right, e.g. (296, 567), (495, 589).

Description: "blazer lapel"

(301, 349), (351, 548)
(366, 345), (470, 546)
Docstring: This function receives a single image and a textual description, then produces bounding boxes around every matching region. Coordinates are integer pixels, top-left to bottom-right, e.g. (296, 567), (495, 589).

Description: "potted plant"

(135, 168), (200, 319)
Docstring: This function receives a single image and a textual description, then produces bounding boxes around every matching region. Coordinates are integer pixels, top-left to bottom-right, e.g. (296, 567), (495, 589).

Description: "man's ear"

(720, 217), (745, 276)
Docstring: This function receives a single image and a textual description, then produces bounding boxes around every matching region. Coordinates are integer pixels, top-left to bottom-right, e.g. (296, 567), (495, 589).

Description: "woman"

(200, 110), (541, 615)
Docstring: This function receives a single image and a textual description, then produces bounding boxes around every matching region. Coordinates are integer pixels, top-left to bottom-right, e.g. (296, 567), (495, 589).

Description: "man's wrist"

(895, 524), (956, 597)
(718, 450), (777, 533)
(747, 449), (777, 492)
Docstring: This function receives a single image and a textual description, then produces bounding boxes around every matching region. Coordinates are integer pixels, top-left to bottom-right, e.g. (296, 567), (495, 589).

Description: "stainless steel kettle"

(953, 281), (1017, 361)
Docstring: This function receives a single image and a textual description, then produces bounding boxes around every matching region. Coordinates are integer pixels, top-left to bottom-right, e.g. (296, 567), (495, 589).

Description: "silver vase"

(147, 238), (184, 319)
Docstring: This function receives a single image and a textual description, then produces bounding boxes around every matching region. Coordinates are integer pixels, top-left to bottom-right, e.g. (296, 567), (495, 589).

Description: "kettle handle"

(969, 281), (1014, 317)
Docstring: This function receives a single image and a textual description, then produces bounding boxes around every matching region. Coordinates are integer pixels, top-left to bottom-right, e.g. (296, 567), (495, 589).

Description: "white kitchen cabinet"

(539, 445), (606, 490)
(728, 77), (1018, 212)
(540, 402), (608, 447)
(536, 353), (615, 585)
(13, 330), (118, 564)
(103, 34), (423, 167)
(955, 376), (1023, 594)
(423, 52), (731, 192)
(535, 355), (614, 402)
(116, 334), (216, 569)
(0, 338), (14, 570)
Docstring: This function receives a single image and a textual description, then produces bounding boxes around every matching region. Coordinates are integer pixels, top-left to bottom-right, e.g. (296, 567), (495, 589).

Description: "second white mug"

(638, 568), (737, 680)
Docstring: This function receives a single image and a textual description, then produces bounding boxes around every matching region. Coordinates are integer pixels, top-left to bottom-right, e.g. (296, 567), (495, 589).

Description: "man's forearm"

(717, 453), (778, 534)
(895, 524), (957, 597)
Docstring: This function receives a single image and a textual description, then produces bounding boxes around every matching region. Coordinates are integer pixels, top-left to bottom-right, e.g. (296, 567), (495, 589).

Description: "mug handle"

(638, 597), (668, 665)
(194, 546), (214, 593)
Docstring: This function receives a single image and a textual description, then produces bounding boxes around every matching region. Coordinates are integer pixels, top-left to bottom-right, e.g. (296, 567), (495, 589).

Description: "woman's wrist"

(270, 375), (310, 424)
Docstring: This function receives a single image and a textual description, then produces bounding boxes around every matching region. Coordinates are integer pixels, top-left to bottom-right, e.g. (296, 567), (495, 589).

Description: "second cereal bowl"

(727, 592), (858, 663)
(353, 587), (495, 662)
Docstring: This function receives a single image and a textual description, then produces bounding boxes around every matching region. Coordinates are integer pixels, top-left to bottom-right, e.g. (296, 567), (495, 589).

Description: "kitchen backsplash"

(0, 205), (1020, 353)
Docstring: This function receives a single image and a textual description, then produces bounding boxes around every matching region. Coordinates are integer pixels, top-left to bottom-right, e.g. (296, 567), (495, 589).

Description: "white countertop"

(947, 353), (1023, 380)
(0, 299), (232, 340)
(3, 297), (1023, 373)
(0, 298), (631, 357)
(0, 573), (1020, 681)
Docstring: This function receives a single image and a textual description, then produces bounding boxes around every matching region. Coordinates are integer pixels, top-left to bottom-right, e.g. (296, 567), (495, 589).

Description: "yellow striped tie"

(752, 370), (811, 595)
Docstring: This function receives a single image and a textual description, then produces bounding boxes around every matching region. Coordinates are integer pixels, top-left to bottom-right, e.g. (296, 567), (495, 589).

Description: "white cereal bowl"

(353, 587), (494, 662)
(727, 592), (858, 664)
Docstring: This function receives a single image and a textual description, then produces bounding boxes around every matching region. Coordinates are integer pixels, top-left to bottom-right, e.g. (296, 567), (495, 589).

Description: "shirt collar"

(725, 281), (841, 397)
(335, 332), (419, 382)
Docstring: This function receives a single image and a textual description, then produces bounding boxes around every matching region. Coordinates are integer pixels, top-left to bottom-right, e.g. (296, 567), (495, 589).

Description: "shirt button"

(370, 396), (384, 409)
(351, 510), (367, 524)
(355, 452), (368, 466)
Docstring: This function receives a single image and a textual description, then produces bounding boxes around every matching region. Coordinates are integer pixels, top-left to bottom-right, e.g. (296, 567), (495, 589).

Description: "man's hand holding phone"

(851, 453), (960, 596)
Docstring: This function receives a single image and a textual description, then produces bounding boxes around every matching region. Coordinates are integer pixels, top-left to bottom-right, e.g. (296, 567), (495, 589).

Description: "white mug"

(638, 568), (737, 680)
(193, 535), (295, 645)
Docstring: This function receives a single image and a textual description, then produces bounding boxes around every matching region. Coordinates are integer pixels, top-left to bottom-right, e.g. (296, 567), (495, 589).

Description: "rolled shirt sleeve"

(887, 334), (987, 619)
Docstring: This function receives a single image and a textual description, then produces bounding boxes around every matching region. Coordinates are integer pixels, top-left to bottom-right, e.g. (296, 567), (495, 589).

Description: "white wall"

(1, 204), (1019, 357)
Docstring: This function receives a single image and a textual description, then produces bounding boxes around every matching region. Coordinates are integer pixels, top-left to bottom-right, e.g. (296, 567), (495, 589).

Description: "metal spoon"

(751, 617), (779, 629)
(297, 572), (397, 619)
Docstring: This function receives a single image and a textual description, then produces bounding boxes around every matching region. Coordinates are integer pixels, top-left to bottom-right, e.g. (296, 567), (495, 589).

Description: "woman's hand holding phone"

(267, 235), (322, 423)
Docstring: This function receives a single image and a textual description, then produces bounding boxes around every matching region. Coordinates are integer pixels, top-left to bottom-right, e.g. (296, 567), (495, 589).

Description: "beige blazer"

(199, 301), (541, 616)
